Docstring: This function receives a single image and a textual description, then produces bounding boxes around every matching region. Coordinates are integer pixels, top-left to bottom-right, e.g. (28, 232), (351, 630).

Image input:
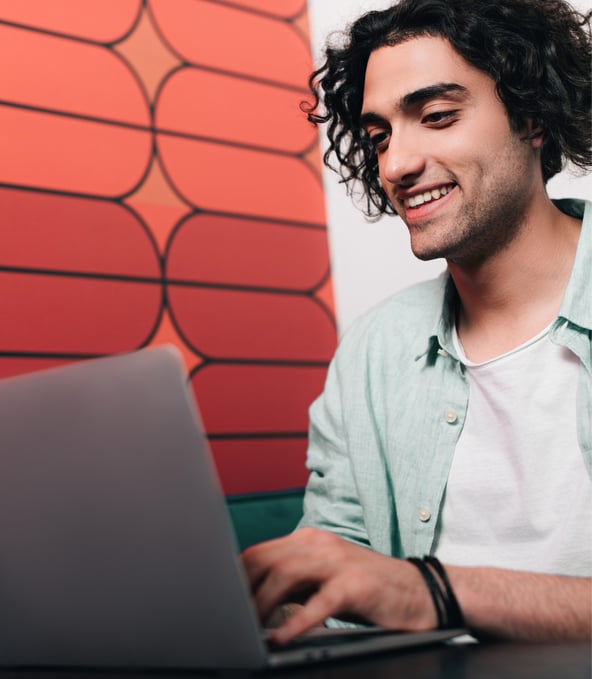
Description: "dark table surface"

(0, 640), (589, 679)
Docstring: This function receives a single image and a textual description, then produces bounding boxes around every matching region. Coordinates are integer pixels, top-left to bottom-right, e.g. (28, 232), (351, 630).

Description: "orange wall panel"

(0, 272), (161, 355)
(166, 214), (329, 290)
(192, 364), (326, 434)
(157, 135), (325, 224)
(0, 357), (75, 380)
(223, 0), (307, 19)
(0, 107), (151, 197)
(0, 189), (159, 277)
(0, 0), (141, 42)
(148, 0), (311, 87)
(156, 67), (315, 153)
(0, 24), (149, 125)
(168, 287), (335, 362)
(210, 439), (309, 495)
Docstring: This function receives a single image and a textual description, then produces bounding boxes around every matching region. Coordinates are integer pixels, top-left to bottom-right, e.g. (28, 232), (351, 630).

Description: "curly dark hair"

(304, 0), (592, 216)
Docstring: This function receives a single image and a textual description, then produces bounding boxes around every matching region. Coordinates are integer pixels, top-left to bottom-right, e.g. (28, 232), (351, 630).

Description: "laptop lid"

(0, 346), (268, 670)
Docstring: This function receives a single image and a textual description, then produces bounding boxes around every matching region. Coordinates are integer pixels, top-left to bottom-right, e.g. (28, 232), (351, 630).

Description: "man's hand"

(243, 527), (592, 644)
(241, 527), (437, 644)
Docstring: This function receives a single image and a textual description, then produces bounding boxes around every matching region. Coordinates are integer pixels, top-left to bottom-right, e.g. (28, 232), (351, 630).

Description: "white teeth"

(407, 185), (452, 208)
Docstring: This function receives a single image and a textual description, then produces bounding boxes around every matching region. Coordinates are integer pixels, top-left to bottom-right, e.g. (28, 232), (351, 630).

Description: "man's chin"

(406, 221), (447, 260)
(409, 241), (447, 262)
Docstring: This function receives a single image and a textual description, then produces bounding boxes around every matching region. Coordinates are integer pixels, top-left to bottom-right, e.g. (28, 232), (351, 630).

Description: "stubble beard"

(406, 186), (532, 267)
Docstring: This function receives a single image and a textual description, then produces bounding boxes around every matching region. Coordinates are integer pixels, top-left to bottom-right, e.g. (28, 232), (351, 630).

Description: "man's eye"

(369, 131), (389, 150)
(422, 110), (459, 125)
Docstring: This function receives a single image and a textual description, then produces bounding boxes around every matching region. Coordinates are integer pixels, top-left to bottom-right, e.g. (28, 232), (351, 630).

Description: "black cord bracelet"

(424, 556), (465, 628)
(407, 556), (465, 630)
(407, 556), (447, 628)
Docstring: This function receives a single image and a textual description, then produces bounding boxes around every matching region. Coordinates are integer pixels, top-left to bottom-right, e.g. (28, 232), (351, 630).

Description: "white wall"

(307, 0), (592, 334)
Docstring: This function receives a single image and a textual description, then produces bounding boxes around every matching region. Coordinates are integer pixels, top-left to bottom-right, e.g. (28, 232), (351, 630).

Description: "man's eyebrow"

(360, 82), (469, 127)
(401, 82), (469, 109)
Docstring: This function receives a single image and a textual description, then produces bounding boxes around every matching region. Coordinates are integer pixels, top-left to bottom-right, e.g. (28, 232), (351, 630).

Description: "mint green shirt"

(299, 199), (592, 561)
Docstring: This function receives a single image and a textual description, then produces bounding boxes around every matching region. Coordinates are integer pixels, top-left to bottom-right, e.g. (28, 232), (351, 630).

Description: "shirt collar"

(555, 199), (592, 331)
(426, 198), (592, 362)
(429, 275), (459, 361)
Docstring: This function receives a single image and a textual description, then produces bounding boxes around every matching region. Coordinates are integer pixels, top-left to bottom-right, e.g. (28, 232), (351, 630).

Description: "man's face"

(360, 37), (544, 265)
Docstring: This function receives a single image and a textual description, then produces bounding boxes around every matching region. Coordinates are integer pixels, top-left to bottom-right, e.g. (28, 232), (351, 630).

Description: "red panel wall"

(0, 1), (336, 495)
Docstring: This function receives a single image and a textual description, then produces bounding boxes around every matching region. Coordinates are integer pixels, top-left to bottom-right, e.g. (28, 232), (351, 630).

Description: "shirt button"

(444, 409), (458, 424)
(437, 348), (449, 357)
(418, 508), (431, 522)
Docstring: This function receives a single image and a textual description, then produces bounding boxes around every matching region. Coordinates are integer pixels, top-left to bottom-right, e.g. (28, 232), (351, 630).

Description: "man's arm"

(242, 527), (592, 644)
(448, 564), (591, 641)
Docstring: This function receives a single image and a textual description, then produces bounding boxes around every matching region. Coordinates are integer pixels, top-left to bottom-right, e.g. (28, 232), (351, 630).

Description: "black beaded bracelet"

(407, 556), (465, 630)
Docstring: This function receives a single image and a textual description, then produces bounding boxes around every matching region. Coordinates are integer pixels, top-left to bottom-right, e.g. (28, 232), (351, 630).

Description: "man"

(243, 0), (592, 644)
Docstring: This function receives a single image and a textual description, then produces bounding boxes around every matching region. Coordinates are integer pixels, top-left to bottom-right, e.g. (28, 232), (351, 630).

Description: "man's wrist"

(407, 556), (465, 629)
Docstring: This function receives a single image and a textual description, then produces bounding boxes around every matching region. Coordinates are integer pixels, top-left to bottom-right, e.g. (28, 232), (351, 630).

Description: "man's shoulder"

(351, 273), (446, 327)
(337, 273), (447, 352)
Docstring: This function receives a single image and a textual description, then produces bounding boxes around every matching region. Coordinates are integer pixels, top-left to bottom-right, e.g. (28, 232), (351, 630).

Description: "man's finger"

(253, 562), (320, 622)
(241, 535), (292, 589)
(269, 583), (346, 644)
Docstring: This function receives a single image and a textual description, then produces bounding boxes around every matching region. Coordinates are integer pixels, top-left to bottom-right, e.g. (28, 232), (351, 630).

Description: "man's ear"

(524, 119), (544, 148)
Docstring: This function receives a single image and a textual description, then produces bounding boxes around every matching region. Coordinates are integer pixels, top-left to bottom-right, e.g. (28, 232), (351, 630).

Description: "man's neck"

(448, 195), (581, 363)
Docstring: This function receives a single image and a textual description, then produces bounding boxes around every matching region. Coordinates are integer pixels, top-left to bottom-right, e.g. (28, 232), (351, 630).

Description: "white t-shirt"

(434, 324), (592, 577)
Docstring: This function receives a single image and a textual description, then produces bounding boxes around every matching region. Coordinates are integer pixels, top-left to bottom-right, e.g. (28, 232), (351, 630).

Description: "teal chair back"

(226, 489), (304, 552)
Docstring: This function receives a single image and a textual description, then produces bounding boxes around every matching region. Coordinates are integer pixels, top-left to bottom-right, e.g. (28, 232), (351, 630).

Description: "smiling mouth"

(404, 184), (455, 209)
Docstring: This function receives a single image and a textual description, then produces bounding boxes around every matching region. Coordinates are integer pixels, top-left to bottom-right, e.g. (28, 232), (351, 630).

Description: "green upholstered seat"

(226, 489), (304, 552)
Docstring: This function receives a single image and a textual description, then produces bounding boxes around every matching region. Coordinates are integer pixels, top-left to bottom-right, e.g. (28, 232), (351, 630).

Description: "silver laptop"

(0, 345), (464, 670)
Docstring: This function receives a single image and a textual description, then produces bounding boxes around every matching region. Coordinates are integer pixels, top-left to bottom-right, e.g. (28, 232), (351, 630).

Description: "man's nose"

(380, 137), (426, 187)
